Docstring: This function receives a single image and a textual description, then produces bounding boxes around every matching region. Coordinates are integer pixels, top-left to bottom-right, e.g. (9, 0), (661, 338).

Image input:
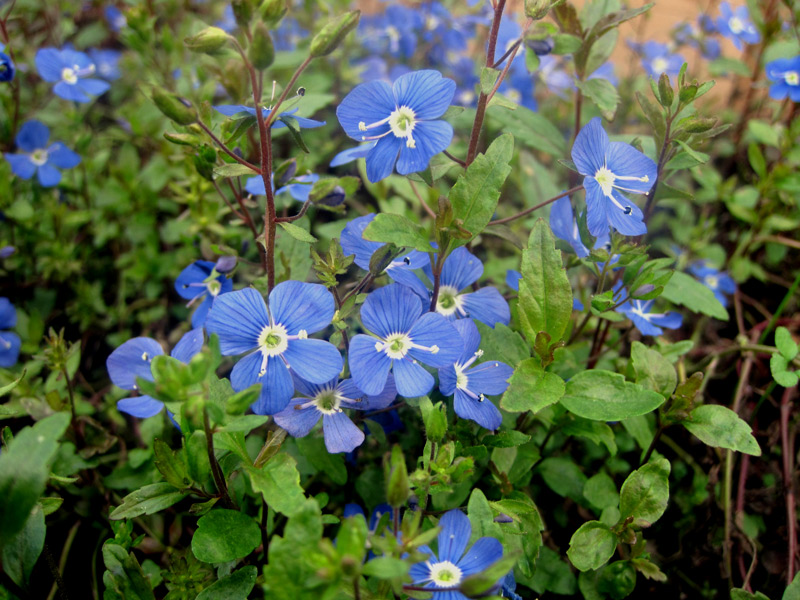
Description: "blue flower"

(88, 49), (122, 81)
(348, 284), (461, 398)
(216, 4), (237, 33)
(438, 320), (512, 430)
(409, 509), (504, 599)
(716, 2), (760, 51)
(633, 41), (685, 79)
(339, 213), (429, 284)
(0, 43), (15, 83)
(614, 285), (682, 337)
(35, 47), (111, 103)
(572, 117), (656, 236)
(336, 69), (456, 183)
(549, 195), (590, 258)
(105, 6), (127, 32)
(274, 375), (397, 453)
(213, 105), (325, 129)
(500, 572), (523, 600)
(400, 246), (510, 328)
(4, 121), (81, 187)
(330, 141), (377, 167)
(206, 283), (343, 415)
(244, 173), (319, 201)
(358, 5), (422, 59)
(0, 298), (21, 368)
(766, 56), (800, 102)
(175, 260), (233, 328)
(689, 261), (736, 307)
(106, 328), (205, 418)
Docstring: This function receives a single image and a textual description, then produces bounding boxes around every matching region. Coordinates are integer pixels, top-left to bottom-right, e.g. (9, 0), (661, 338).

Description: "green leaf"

(102, 542), (157, 600)
(192, 509), (261, 563)
(731, 590), (772, 600)
(775, 326), (798, 360)
(683, 405), (761, 456)
(0, 369), (26, 396)
(538, 457), (587, 502)
(500, 358), (565, 413)
(518, 219), (573, 344)
(784, 572), (800, 600)
(583, 472), (619, 511)
(460, 550), (521, 596)
(630, 341), (677, 398)
(0, 413), (70, 547)
(561, 370), (665, 421)
(196, 566), (257, 600)
(448, 133), (514, 245)
(213, 163), (259, 178)
(482, 430), (532, 448)
(110, 483), (187, 520)
(1, 504), (45, 588)
(278, 116), (310, 153)
(337, 513), (368, 564)
(363, 557), (409, 579)
(563, 418), (617, 455)
(747, 119), (781, 147)
(675, 140), (710, 164)
(619, 456), (670, 526)
(490, 106), (567, 156)
(480, 66), (500, 94)
(246, 452), (306, 516)
(296, 436), (348, 485)
(474, 321), (530, 366)
(567, 521), (617, 571)
(661, 271), (728, 320)
(577, 78), (620, 120)
(362, 213), (435, 253)
(278, 221), (317, 243)
(771, 354), (799, 387)
(153, 439), (191, 490)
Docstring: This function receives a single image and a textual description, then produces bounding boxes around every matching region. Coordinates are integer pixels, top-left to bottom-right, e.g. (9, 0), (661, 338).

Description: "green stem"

(203, 408), (236, 509)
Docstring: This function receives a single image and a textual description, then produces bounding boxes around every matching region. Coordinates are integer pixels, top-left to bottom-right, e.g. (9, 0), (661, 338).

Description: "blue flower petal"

(605, 142), (656, 195)
(53, 81), (91, 103)
(339, 376), (397, 410)
(392, 70), (455, 120)
(117, 396), (164, 418)
(437, 509), (471, 563)
(37, 164), (62, 187)
(284, 338), (342, 384)
(572, 117), (608, 176)
(361, 284), (424, 339)
(407, 312), (461, 368)
(439, 364), (457, 396)
(106, 337), (164, 390)
(459, 287), (510, 328)
(366, 136), (403, 183)
(348, 334), (392, 396)
(16, 120), (50, 152)
(330, 142), (376, 167)
(171, 328), (204, 363)
(584, 177), (609, 237)
(649, 311), (683, 331)
(454, 389), (502, 430)
(323, 411), (365, 453)
(274, 399), (321, 438)
(4, 154), (37, 179)
(506, 270), (521, 292)
(175, 261), (216, 300)
(452, 319), (481, 362)
(0, 331), (21, 368)
(340, 213), (378, 270)
(456, 536), (503, 576)
(441, 247), (482, 291)
(392, 357), (434, 397)
(269, 280), (335, 335)
(245, 175), (267, 196)
(77, 78), (110, 96)
(213, 104), (256, 117)
(466, 361), (513, 396)
(190, 295), (213, 328)
(395, 120), (453, 175)
(606, 190), (646, 236)
(336, 79), (396, 140)
(47, 143), (81, 169)
(34, 48), (64, 82)
(388, 268), (431, 305)
(206, 288), (268, 355)
(0, 298), (16, 330)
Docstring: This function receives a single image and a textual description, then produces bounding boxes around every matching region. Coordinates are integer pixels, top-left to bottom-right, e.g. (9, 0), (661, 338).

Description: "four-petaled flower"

(402, 246), (510, 328)
(214, 105), (325, 129)
(0, 298), (21, 368)
(716, 2), (760, 51)
(572, 117), (656, 237)
(348, 284), (461, 398)
(274, 375), (397, 453)
(36, 47), (110, 103)
(438, 320), (512, 430)
(336, 69), (456, 183)
(409, 509), (504, 599)
(174, 260), (233, 328)
(4, 120), (81, 187)
(206, 283), (343, 415)
(766, 56), (800, 102)
(106, 328), (204, 418)
(689, 261), (736, 308)
(631, 41), (685, 79)
(613, 284), (682, 337)
(0, 43), (15, 83)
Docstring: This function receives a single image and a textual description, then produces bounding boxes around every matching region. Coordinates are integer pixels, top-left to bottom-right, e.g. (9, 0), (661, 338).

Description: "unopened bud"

(309, 10), (360, 58)
(232, 0), (254, 28)
(524, 0), (558, 20)
(317, 185), (346, 207)
(275, 159), (297, 186)
(150, 87), (197, 125)
(258, 0), (286, 26)
(250, 22), (275, 70)
(683, 116), (716, 133)
(215, 256), (237, 273)
(527, 36), (554, 56)
(184, 26), (231, 54)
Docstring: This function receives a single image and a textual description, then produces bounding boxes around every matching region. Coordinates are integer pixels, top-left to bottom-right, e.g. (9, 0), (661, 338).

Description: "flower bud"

(385, 445), (410, 509)
(150, 87), (197, 125)
(184, 26), (231, 54)
(309, 10), (360, 58)
(275, 159), (297, 186)
(258, 0), (286, 26)
(525, 0), (559, 20)
(232, 0), (254, 28)
(316, 185), (346, 207)
(527, 36), (554, 56)
(215, 255), (237, 273)
(249, 22), (275, 70)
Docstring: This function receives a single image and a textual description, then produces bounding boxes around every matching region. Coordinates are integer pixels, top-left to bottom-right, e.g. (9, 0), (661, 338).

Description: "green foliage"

(560, 370), (665, 421)
(191, 509), (261, 563)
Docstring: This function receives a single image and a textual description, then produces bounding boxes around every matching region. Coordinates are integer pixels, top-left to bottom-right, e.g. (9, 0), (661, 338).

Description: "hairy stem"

(489, 185), (584, 226)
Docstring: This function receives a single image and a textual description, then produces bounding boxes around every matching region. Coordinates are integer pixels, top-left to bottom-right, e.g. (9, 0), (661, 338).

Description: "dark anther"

(623, 206), (632, 215)
(403, 256), (411, 265)
(297, 87), (306, 96)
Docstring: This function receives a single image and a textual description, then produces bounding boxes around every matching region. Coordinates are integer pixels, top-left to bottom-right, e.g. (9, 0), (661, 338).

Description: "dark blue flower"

(438, 320), (512, 430)
(716, 2), (759, 51)
(614, 284), (682, 336)
(0, 43), (15, 83)
(214, 105), (325, 129)
(400, 246), (510, 328)
(4, 120), (81, 187)
(0, 298), (21, 368)
(35, 47), (111, 103)
(206, 283), (343, 415)
(336, 69), (456, 182)
(107, 328), (204, 418)
(348, 284), (461, 398)
(572, 117), (656, 237)
(766, 56), (800, 102)
(339, 213), (429, 283)
(409, 509), (504, 599)
(689, 261), (736, 307)
(244, 173), (319, 201)
(88, 49), (122, 81)
(274, 375), (397, 453)
(175, 260), (233, 328)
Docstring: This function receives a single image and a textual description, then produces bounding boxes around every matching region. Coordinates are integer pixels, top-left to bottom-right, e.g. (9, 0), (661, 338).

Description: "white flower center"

(374, 332), (439, 359)
(388, 105), (417, 147)
(630, 302), (652, 322)
(207, 280), (222, 297)
(436, 285), (467, 317)
(594, 166), (617, 197)
(729, 17), (744, 34)
(704, 275), (719, 289)
(455, 367), (468, 390)
(593, 165), (650, 213)
(30, 149), (49, 166)
(429, 561), (463, 587)
(258, 323), (289, 358)
(61, 67), (78, 84)
(313, 389), (342, 415)
(651, 57), (668, 74)
(785, 71), (799, 86)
